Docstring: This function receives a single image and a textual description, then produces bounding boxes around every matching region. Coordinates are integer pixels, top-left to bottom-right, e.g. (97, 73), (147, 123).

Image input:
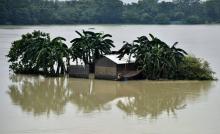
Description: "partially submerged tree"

(7, 30), (215, 80)
(7, 30), (115, 75)
(7, 31), (70, 76)
(118, 34), (214, 80)
(50, 37), (70, 75)
(70, 30), (115, 66)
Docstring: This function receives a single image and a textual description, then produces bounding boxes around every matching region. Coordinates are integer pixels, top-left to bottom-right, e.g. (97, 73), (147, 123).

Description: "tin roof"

(104, 54), (136, 64)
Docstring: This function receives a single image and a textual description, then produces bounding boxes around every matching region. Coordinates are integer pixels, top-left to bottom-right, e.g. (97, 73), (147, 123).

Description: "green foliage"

(118, 34), (215, 80)
(7, 30), (115, 75)
(70, 30), (115, 65)
(7, 30), (215, 80)
(118, 34), (187, 80)
(176, 56), (215, 80)
(140, 13), (153, 24)
(7, 31), (70, 76)
(154, 13), (170, 24)
(205, 0), (220, 22)
(186, 15), (203, 24)
(0, 0), (219, 24)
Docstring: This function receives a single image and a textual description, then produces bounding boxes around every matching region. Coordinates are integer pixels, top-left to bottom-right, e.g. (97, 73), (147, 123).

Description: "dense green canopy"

(70, 30), (115, 65)
(7, 30), (115, 75)
(7, 30), (215, 80)
(117, 34), (215, 80)
(0, 0), (220, 24)
(7, 31), (70, 75)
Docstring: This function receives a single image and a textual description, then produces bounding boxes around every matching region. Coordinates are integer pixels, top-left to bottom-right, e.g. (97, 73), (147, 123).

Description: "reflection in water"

(8, 75), (69, 116)
(116, 82), (211, 118)
(8, 75), (213, 118)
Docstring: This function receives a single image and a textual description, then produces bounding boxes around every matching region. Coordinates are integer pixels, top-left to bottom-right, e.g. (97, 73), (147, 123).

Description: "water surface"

(0, 25), (220, 134)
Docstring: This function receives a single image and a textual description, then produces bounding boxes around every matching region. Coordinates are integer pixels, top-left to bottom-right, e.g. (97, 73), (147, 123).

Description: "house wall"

(117, 63), (136, 73)
(68, 65), (89, 78)
(95, 57), (117, 80)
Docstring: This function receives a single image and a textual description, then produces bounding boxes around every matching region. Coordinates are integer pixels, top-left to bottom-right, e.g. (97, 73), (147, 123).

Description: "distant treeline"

(0, 0), (220, 25)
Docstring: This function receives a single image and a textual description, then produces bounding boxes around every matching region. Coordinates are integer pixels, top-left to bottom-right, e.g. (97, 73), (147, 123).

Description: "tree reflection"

(116, 81), (213, 118)
(8, 75), (69, 116)
(8, 75), (214, 118)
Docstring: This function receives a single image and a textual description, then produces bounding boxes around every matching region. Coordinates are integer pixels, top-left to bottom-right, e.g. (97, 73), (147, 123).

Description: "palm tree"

(50, 37), (70, 75)
(91, 31), (115, 62)
(170, 42), (188, 63)
(70, 30), (92, 65)
(70, 30), (115, 66)
(35, 36), (70, 75)
(117, 41), (133, 59)
(117, 34), (188, 80)
(167, 42), (188, 78)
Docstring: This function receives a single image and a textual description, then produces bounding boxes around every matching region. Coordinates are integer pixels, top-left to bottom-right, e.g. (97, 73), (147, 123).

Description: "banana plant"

(70, 30), (115, 65)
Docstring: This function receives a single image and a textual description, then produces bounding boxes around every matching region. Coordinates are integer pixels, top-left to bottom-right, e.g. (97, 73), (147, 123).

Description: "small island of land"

(7, 30), (215, 80)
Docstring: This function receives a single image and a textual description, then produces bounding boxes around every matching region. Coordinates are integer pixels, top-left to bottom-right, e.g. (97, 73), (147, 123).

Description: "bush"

(176, 56), (215, 80)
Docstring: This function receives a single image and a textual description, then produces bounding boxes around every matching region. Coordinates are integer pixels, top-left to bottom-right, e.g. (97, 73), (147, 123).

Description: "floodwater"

(0, 25), (220, 134)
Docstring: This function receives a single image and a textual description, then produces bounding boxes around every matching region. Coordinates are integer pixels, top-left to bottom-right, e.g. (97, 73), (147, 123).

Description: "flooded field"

(0, 25), (220, 134)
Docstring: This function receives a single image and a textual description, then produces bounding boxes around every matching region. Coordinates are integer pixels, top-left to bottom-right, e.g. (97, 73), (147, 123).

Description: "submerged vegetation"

(70, 30), (115, 66)
(176, 56), (215, 80)
(0, 0), (220, 25)
(7, 30), (114, 76)
(118, 34), (215, 80)
(118, 34), (188, 80)
(7, 31), (70, 76)
(7, 30), (215, 80)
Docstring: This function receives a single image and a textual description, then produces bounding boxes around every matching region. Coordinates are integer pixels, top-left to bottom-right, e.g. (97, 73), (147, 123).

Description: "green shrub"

(118, 34), (216, 80)
(176, 56), (215, 80)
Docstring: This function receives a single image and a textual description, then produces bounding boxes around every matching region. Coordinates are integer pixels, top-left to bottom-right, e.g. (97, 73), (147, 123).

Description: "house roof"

(104, 54), (136, 64)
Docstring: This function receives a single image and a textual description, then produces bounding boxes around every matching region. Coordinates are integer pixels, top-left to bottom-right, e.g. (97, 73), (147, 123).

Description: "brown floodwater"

(0, 25), (220, 134)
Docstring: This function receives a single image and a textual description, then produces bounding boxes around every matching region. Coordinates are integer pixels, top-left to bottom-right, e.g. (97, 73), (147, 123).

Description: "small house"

(95, 54), (137, 80)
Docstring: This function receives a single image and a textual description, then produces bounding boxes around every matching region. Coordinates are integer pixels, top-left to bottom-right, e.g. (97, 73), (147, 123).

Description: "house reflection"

(8, 75), (214, 118)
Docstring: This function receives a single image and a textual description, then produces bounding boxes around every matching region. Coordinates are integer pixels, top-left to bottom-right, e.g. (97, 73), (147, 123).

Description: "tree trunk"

(56, 63), (60, 75)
